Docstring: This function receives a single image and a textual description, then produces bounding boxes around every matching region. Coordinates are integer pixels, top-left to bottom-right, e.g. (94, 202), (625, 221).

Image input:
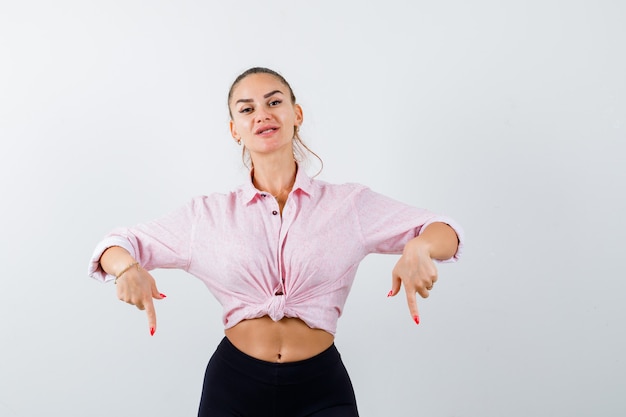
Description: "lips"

(255, 125), (279, 135)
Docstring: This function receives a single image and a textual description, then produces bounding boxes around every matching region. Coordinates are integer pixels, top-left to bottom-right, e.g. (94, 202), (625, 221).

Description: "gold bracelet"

(114, 261), (139, 284)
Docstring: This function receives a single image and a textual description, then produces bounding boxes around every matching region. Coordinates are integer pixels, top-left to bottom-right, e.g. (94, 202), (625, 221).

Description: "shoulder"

(310, 177), (370, 197)
(185, 191), (239, 211)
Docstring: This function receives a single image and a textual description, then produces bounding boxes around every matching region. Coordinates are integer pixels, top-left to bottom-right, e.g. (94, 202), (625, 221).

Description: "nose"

(255, 108), (271, 123)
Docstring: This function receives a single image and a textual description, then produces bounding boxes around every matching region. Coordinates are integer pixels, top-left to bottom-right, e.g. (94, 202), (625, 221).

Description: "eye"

(269, 100), (282, 106)
(239, 106), (253, 114)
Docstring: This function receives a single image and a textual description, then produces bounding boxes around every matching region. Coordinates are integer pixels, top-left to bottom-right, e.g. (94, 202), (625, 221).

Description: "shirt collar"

(239, 164), (315, 205)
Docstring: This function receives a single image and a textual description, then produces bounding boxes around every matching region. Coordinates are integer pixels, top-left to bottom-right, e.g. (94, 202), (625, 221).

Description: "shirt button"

(272, 210), (278, 215)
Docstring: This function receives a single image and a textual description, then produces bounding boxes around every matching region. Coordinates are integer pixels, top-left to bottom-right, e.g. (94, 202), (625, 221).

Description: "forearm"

(100, 246), (138, 277)
(409, 222), (459, 260)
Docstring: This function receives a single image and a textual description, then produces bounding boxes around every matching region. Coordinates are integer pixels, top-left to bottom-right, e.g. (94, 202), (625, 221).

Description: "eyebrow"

(235, 90), (284, 105)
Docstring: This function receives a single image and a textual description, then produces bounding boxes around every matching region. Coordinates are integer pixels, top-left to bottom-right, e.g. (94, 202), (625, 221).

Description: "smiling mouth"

(256, 127), (278, 135)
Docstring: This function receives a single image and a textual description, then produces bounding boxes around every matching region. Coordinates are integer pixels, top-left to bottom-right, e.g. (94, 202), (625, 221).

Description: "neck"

(251, 156), (297, 198)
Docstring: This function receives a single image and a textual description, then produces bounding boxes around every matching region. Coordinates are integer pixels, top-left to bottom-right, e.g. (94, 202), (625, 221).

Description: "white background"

(1, 1), (625, 416)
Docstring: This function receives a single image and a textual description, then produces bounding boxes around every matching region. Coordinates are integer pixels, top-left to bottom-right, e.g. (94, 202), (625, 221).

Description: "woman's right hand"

(115, 265), (166, 336)
(100, 246), (166, 336)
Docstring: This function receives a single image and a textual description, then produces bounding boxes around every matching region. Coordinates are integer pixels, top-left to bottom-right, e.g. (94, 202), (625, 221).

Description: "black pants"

(198, 337), (360, 417)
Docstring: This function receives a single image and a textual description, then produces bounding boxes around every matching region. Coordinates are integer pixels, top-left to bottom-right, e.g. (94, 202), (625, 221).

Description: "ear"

(294, 104), (304, 127)
(229, 120), (241, 143)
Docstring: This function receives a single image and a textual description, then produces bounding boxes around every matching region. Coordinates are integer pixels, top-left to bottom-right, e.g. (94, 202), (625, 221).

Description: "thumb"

(152, 283), (166, 300)
(388, 268), (402, 298)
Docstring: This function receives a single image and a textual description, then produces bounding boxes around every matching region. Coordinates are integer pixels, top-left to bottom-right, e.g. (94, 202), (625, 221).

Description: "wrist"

(405, 237), (432, 258)
(100, 246), (137, 277)
(114, 261), (140, 284)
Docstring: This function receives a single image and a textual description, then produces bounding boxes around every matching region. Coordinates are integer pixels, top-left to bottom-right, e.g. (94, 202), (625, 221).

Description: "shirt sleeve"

(87, 197), (200, 282)
(352, 186), (464, 262)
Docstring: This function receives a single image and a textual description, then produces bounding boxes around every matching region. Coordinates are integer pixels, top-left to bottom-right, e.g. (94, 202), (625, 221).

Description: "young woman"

(88, 67), (463, 417)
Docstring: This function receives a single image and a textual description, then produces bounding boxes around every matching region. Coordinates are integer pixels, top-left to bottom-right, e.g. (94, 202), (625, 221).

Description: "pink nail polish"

(150, 327), (155, 336)
(413, 315), (420, 325)
(387, 290), (393, 297)
(160, 293), (167, 298)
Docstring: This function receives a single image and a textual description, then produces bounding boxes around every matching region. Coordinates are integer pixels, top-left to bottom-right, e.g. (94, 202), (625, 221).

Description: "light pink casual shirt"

(88, 168), (463, 335)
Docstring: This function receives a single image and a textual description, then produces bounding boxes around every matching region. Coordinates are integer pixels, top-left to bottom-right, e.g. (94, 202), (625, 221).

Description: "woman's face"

(229, 73), (303, 159)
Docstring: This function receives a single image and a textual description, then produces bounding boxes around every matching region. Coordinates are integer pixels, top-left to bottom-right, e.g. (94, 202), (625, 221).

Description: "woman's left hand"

(389, 237), (438, 325)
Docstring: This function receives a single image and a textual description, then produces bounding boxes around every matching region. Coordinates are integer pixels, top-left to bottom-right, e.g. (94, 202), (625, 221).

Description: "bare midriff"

(224, 316), (334, 363)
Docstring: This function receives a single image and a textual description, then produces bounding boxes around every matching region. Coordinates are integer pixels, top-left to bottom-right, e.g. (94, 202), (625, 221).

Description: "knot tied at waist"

(264, 293), (286, 322)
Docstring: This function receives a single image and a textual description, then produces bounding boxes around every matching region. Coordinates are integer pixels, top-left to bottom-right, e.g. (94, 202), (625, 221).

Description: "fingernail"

(150, 327), (155, 336)
(387, 290), (393, 297)
(413, 315), (420, 325)
(160, 293), (167, 298)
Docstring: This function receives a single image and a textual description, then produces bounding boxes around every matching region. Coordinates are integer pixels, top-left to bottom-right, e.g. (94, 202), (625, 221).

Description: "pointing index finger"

(144, 297), (157, 336)
(405, 288), (421, 325)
